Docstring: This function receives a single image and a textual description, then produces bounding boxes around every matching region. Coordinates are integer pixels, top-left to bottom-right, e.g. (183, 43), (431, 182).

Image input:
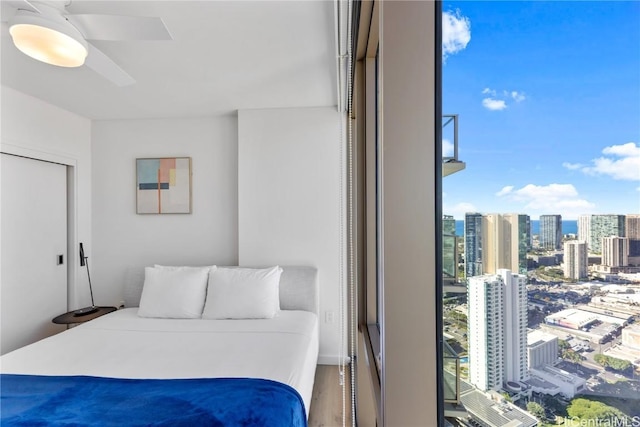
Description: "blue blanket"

(1, 374), (307, 426)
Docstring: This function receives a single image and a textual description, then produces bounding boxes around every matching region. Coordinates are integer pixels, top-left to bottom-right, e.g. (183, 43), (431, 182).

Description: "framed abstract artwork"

(136, 157), (192, 214)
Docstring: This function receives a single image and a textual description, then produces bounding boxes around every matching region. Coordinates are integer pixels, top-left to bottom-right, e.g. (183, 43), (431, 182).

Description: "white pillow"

(138, 266), (212, 318)
(153, 264), (216, 270)
(202, 266), (282, 319)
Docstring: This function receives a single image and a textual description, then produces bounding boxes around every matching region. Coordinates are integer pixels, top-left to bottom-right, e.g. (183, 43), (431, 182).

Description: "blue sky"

(442, 1), (640, 220)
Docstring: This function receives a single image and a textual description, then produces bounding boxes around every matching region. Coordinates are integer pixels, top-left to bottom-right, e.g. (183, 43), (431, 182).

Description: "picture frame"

(136, 157), (192, 214)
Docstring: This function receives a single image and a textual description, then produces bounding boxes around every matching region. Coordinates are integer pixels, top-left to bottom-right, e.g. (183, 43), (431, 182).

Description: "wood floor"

(308, 365), (353, 427)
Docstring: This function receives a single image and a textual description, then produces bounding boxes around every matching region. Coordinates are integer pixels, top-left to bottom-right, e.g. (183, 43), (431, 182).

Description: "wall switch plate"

(325, 310), (335, 324)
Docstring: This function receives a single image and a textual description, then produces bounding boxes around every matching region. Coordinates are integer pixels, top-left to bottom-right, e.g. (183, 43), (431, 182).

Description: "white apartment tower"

(502, 269), (529, 384)
(468, 269), (528, 391)
(468, 274), (504, 391)
(602, 236), (629, 267)
(578, 215), (591, 249)
(564, 240), (588, 280)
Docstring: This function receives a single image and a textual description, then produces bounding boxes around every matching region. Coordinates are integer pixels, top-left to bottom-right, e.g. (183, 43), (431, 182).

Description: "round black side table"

(52, 306), (118, 324)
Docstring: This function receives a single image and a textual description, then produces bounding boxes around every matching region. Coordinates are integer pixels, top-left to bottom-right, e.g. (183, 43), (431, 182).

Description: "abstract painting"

(136, 157), (192, 214)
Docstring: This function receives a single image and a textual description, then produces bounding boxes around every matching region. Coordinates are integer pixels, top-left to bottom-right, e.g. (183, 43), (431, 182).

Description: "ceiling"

(0, 1), (338, 120)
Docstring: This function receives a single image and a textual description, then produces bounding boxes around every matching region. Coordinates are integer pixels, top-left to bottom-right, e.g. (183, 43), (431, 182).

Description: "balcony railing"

(443, 340), (461, 405)
(442, 114), (467, 418)
(442, 114), (465, 177)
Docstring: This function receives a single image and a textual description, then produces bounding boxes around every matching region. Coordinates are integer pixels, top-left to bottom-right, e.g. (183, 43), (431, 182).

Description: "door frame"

(1, 143), (80, 311)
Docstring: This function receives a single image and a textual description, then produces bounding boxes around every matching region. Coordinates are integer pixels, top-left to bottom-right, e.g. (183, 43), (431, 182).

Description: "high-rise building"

(564, 240), (588, 280)
(477, 213), (527, 276)
(468, 269), (528, 391)
(502, 269), (528, 383)
(468, 274), (504, 391)
(443, 215), (457, 284)
(578, 214), (591, 249)
(539, 214), (562, 250)
(590, 214), (625, 254)
(465, 213), (483, 278)
(626, 214), (640, 257)
(482, 213), (507, 276)
(602, 236), (629, 267)
(505, 213), (530, 275)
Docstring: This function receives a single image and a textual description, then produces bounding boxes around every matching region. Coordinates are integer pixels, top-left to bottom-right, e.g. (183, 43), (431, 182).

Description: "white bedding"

(1, 308), (319, 413)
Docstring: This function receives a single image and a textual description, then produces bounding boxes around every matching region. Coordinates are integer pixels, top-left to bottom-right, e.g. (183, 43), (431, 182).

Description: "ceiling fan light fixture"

(9, 12), (88, 68)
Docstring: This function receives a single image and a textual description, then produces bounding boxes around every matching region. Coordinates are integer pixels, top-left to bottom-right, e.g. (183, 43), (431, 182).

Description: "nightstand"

(52, 306), (117, 324)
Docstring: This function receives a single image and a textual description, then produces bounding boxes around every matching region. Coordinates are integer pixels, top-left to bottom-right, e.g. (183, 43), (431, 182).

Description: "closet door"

(1, 153), (67, 355)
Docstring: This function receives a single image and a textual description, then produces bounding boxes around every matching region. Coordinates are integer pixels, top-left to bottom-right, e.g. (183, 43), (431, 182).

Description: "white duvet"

(1, 308), (319, 413)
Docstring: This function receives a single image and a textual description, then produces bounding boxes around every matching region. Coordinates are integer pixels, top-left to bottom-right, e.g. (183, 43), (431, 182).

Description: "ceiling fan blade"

(5, 0), (40, 13)
(84, 43), (135, 87)
(66, 14), (172, 41)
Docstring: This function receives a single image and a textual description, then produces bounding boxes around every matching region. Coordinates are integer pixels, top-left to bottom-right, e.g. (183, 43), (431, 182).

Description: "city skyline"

(442, 1), (640, 220)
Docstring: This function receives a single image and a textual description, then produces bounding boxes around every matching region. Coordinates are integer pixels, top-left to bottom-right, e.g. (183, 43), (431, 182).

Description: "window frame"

(353, 1), (444, 425)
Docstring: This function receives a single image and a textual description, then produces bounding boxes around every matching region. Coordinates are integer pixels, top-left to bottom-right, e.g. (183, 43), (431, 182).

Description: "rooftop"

(527, 330), (557, 347)
(460, 388), (538, 427)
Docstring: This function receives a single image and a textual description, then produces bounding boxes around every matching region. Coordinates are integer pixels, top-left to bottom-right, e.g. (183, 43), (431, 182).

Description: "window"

(443, 2), (639, 425)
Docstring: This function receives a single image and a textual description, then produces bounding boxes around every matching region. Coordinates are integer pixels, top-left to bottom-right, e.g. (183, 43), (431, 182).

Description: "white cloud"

(496, 183), (595, 216)
(443, 139), (455, 157)
(495, 186), (514, 196)
(562, 162), (583, 170)
(509, 183), (578, 201)
(583, 157), (640, 181)
(569, 142), (640, 181)
(602, 142), (640, 157)
(442, 9), (471, 62)
(482, 98), (507, 111)
(481, 87), (526, 111)
(511, 91), (526, 102)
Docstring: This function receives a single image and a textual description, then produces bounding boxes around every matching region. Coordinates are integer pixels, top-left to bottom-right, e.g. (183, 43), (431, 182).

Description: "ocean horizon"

(454, 220), (578, 236)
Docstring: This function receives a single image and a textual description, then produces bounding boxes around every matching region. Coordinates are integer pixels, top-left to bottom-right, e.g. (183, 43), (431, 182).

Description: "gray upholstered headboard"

(123, 265), (319, 315)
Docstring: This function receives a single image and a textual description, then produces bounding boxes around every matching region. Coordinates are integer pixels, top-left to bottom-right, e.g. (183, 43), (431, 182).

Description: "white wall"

(91, 116), (238, 305)
(0, 85), (92, 310)
(2, 89), (344, 364)
(238, 106), (344, 364)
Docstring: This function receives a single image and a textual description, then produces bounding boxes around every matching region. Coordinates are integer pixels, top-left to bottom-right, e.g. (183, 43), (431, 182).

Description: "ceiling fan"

(5, 0), (172, 86)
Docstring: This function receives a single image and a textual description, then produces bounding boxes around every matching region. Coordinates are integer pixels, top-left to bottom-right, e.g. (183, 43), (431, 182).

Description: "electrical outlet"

(325, 310), (335, 324)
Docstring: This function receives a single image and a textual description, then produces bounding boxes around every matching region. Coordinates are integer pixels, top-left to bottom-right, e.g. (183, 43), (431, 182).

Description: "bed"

(1, 265), (319, 426)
